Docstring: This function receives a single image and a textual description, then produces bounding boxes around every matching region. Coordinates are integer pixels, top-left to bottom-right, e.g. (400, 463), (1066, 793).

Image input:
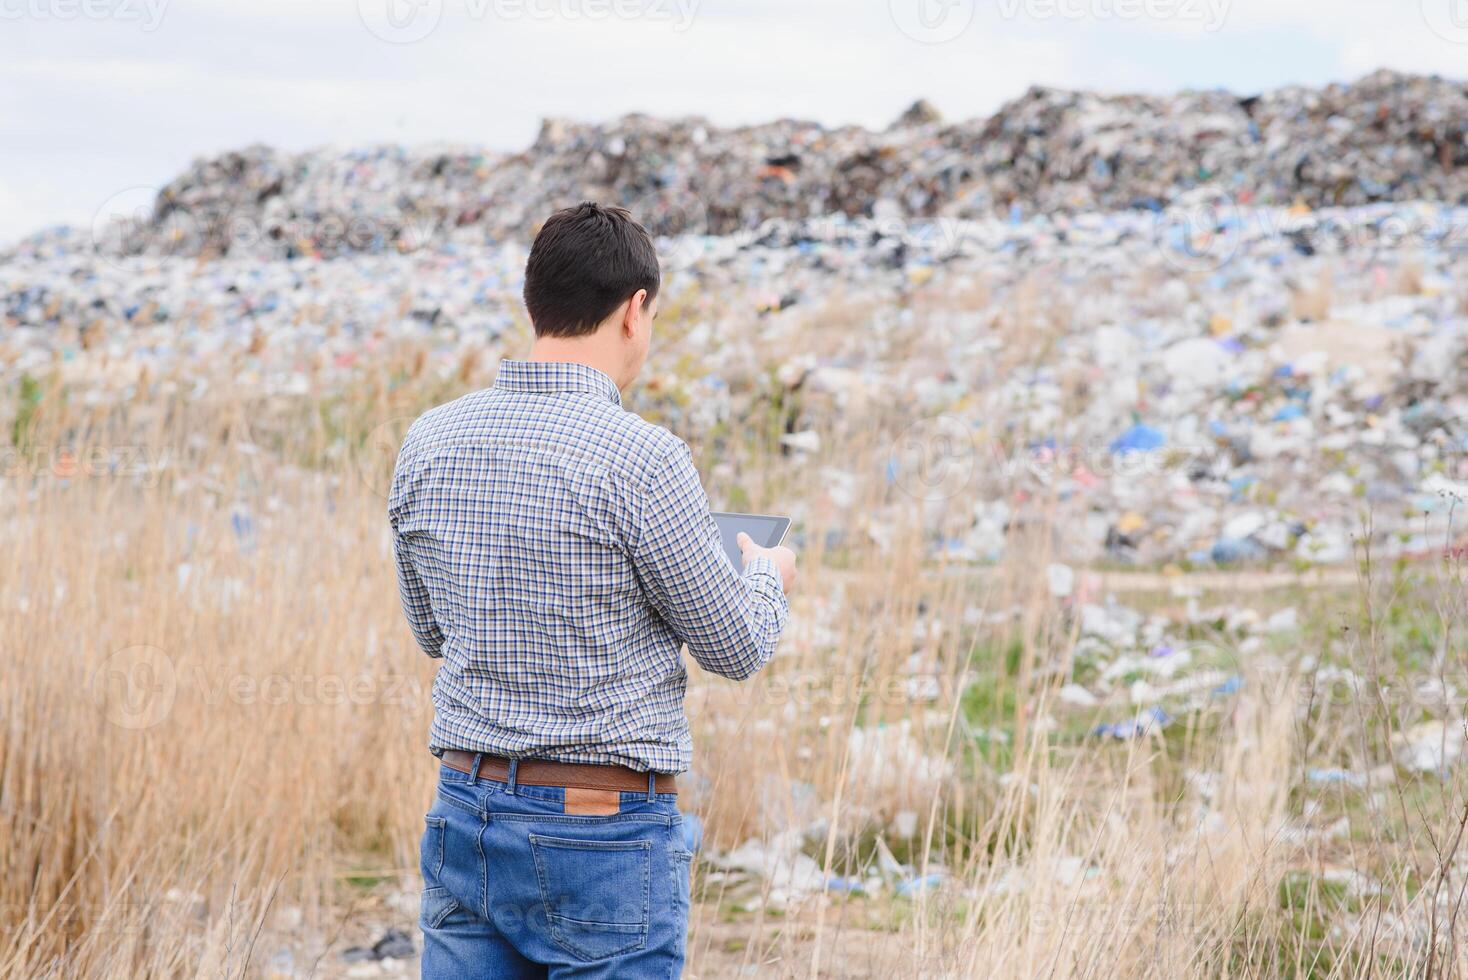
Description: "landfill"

(6, 69), (1463, 263)
(1, 71), (1467, 568)
(4, 207), (1465, 569)
(3, 69), (1466, 932)
(697, 577), (1462, 908)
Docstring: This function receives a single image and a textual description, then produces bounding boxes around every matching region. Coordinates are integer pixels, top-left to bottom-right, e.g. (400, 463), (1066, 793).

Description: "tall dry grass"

(2, 304), (1465, 978)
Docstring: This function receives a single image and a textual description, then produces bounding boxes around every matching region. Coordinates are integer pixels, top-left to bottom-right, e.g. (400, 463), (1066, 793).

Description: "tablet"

(711, 512), (791, 571)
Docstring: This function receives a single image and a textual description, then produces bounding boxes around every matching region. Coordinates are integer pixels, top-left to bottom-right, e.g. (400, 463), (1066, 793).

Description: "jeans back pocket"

(529, 832), (651, 961)
(420, 815), (447, 885)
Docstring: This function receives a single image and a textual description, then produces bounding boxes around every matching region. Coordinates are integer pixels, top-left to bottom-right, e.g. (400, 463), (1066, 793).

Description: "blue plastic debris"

(1227, 475), (1256, 500)
(896, 873), (946, 897)
(1109, 424), (1166, 454)
(1211, 676), (1244, 697)
(1211, 537), (1266, 564)
(231, 509), (257, 552)
(1306, 767), (1367, 788)
(824, 876), (866, 894)
(679, 811), (703, 854)
(1093, 707), (1170, 739)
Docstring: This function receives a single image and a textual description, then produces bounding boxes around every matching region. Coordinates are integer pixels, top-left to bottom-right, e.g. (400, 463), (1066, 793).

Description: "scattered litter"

(680, 811), (704, 854)
(264, 949), (294, 979)
(823, 875), (866, 895)
(1266, 608), (1299, 633)
(1057, 683), (1099, 708)
(846, 721), (954, 807)
(1093, 706), (1171, 739)
(1211, 676), (1244, 698)
(718, 831), (828, 907)
(1394, 720), (1467, 775)
(1306, 767), (1368, 788)
(1046, 563), (1075, 598)
(341, 928), (414, 963)
(896, 872), (946, 897)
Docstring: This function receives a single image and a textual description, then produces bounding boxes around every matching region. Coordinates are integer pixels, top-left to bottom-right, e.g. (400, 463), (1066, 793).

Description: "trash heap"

(3, 69), (1467, 568)
(4, 193), (1467, 567)
(14, 70), (1464, 263)
(932, 69), (1468, 215)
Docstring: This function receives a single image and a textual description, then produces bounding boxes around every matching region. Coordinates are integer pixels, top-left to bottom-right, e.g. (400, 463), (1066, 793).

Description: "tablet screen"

(711, 512), (791, 571)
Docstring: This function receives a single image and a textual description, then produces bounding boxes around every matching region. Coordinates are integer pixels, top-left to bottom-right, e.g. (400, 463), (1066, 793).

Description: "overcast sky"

(2, 0), (1464, 241)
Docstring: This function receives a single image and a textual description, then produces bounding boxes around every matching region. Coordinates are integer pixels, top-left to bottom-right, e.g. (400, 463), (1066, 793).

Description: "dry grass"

(2, 303), (1466, 978)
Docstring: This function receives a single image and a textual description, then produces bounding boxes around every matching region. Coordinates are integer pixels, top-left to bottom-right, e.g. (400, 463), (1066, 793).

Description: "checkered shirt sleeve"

(633, 445), (787, 682)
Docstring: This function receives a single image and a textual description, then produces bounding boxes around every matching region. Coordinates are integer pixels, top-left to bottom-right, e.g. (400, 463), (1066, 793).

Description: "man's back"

(398, 204), (794, 979)
(390, 359), (788, 774)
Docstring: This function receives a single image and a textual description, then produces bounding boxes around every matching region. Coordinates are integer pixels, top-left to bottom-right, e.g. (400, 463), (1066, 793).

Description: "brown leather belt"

(439, 750), (677, 796)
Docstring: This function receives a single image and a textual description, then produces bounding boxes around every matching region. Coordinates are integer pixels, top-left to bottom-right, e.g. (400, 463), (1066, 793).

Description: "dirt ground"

(686, 911), (920, 979)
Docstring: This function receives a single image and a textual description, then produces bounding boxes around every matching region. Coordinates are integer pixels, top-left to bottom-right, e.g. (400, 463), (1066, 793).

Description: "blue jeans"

(419, 762), (692, 978)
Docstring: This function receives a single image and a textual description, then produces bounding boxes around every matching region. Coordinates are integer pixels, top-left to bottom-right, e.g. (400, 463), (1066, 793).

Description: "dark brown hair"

(522, 203), (660, 338)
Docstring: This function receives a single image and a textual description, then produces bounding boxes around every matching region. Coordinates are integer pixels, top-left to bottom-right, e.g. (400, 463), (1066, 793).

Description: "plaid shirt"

(389, 359), (788, 773)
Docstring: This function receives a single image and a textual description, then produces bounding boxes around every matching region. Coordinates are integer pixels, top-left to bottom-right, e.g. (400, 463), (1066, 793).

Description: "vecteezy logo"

(358, 0), (443, 43)
(624, 190), (710, 278)
(890, 415), (977, 501)
(91, 186), (200, 275)
(1422, 0), (1468, 43)
(1153, 196), (1245, 274)
(89, 645), (176, 730)
(355, 416), (417, 499)
(889, 0), (974, 43)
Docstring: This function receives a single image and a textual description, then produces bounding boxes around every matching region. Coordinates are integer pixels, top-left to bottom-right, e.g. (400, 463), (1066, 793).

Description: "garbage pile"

(4, 192), (1467, 567)
(13, 70), (1464, 262)
(4, 67), (1468, 569)
(933, 69), (1468, 215)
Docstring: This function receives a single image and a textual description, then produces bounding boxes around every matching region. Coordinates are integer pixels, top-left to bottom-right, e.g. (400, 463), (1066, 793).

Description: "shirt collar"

(493, 359), (623, 407)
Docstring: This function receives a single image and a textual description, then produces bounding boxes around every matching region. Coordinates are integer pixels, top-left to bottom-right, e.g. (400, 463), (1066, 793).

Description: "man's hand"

(737, 532), (797, 592)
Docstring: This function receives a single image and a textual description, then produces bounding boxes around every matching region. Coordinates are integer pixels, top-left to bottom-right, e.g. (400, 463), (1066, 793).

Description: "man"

(389, 202), (796, 978)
